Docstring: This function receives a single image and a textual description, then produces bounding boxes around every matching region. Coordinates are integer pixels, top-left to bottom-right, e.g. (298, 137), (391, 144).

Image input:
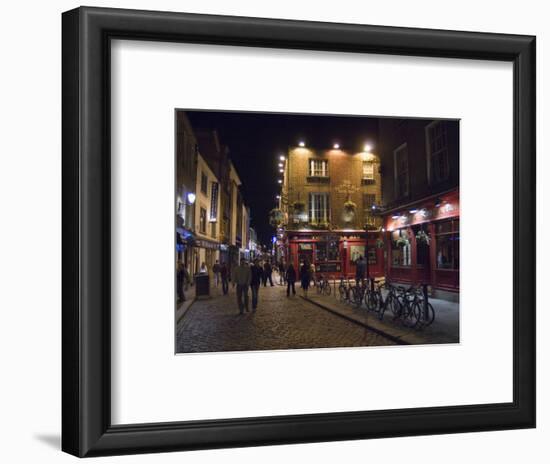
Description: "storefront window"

(436, 219), (459, 269)
(391, 229), (411, 267)
(315, 240), (340, 262)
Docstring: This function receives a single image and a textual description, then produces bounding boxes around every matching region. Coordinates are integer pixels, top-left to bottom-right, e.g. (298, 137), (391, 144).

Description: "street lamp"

(364, 143), (372, 152)
(186, 192), (196, 204)
(298, 141), (305, 147)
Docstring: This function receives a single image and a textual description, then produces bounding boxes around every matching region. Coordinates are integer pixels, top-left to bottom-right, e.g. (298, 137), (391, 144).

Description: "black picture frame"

(62, 6), (536, 457)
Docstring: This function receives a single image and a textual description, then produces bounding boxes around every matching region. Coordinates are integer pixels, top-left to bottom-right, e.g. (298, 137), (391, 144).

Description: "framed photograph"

(62, 6), (535, 457)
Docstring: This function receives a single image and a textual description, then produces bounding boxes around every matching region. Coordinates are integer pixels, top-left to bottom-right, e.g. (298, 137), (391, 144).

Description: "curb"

(176, 298), (196, 325)
(300, 296), (410, 345)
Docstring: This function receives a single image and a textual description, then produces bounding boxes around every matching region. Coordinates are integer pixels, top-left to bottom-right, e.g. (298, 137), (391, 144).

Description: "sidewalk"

(305, 287), (459, 345)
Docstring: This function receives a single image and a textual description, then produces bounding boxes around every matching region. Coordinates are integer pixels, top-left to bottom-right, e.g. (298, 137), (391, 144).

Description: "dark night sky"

(186, 110), (379, 246)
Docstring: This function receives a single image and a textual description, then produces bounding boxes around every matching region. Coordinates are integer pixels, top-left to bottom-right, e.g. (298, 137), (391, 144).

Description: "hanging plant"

(269, 208), (284, 227)
(375, 238), (385, 249)
(343, 200), (357, 211)
(416, 229), (431, 245)
(394, 235), (410, 248)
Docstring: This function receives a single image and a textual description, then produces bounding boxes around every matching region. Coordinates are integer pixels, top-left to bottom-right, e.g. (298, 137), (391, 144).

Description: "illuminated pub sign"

(210, 182), (218, 221)
(385, 190), (459, 231)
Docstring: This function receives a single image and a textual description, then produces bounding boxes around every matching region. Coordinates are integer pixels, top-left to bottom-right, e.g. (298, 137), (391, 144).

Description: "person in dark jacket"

(220, 262), (229, 295)
(285, 263), (297, 297)
(250, 259), (263, 311)
(262, 261), (274, 287)
(355, 255), (366, 285)
(176, 260), (186, 303)
(300, 260), (311, 297)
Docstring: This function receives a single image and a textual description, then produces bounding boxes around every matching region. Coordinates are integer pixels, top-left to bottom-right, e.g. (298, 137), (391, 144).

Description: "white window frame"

(308, 193), (330, 224)
(362, 161), (375, 180)
(309, 159), (329, 177)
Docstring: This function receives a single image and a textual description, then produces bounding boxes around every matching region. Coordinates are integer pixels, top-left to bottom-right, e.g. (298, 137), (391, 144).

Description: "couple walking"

(231, 258), (264, 314)
(284, 260), (312, 297)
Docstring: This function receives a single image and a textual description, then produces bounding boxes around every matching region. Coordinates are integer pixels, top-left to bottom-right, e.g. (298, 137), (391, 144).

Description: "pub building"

(285, 230), (384, 280)
(383, 188), (459, 300)
(279, 142), (385, 280)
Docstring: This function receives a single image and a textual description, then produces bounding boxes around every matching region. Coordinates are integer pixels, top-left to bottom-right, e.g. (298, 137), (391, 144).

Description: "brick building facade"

(279, 144), (384, 279)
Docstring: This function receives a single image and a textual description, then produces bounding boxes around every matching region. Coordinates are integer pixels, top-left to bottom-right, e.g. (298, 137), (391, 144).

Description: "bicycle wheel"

(417, 302), (435, 327)
(324, 284), (332, 296)
(338, 286), (346, 302)
(388, 295), (401, 317)
(365, 290), (379, 311)
(409, 301), (423, 328)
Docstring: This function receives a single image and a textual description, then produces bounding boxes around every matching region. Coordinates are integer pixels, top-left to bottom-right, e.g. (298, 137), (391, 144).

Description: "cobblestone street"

(176, 282), (396, 353)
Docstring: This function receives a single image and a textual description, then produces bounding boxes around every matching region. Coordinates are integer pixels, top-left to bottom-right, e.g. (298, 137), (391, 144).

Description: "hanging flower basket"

(269, 208), (284, 227)
(394, 236), (410, 248)
(416, 230), (431, 246)
(343, 200), (357, 211)
(375, 238), (385, 249)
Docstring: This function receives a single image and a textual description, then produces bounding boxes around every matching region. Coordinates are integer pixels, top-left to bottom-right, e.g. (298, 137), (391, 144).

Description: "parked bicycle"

(395, 284), (435, 328)
(315, 274), (332, 296)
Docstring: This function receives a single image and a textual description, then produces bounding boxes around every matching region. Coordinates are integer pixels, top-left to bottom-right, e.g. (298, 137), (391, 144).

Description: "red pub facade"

(383, 189), (459, 298)
(285, 230), (384, 280)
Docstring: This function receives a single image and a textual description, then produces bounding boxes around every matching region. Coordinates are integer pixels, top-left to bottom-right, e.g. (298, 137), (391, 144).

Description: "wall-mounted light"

(279, 169), (284, 173)
(298, 141), (305, 147)
(278, 163), (283, 167)
(409, 208), (418, 214)
(279, 155), (285, 161)
(277, 179), (282, 184)
(364, 143), (372, 152)
(333, 143), (340, 149)
(391, 214), (400, 219)
(186, 192), (196, 204)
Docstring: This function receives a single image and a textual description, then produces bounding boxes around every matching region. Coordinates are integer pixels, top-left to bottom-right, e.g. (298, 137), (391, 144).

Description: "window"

(426, 121), (450, 183)
(210, 221), (217, 238)
(309, 159), (328, 177)
(436, 219), (459, 270)
(315, 240), (340, 262)
(391, 229), (411, 267)
(362, 161), (375, 180)
(200, 172), (208, 194)
(199, 207), (207, 234)
(308, 193), (330, 224)
(393, 144), (409, 198)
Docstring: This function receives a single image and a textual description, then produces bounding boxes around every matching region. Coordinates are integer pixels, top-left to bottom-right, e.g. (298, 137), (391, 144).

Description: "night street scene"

(175, 110), (459, 354)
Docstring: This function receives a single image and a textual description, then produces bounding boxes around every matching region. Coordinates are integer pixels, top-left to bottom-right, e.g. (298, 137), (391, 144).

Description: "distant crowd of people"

(176, 257), (319, 315)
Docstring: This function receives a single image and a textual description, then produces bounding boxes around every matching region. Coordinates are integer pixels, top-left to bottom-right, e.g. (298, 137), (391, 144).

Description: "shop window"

(435, 219), (459, 269)
(309, 159), (328, 177)
(426, 121), (450, 184)
(412, 225), (430, 268)
(393, 143), (409, 198)
(315, 240), (340, 262)
(391, 229), (411, 267)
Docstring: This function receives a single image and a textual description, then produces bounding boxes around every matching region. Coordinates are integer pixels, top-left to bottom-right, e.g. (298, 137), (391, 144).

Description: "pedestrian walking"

(220, 261), (229, 295)
(355, 255), (366, 285)
(176, 260), (186, 303)
(278, 260), (286, 285)
(300, 260), (311, 297)
(285, 263), (297, 297)
(232, 258), (251, 314)
(263, 261), (274, 287)
(212, 260), (221, 287)
(250, 259), (263, 312)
